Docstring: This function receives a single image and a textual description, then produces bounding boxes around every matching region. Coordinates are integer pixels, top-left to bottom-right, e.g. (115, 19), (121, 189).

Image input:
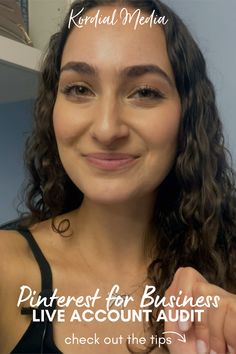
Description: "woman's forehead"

(61, 6), (174, 80)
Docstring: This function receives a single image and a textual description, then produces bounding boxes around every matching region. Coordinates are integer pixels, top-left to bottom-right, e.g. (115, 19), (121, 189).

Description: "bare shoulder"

(0, 229), (31, 284)
(0, 228), (42, 351)
(0, 230), (29, 312)
(0, 228), (29, 260)
(0, 219), (57, 269)
(0, 227), (45, 293)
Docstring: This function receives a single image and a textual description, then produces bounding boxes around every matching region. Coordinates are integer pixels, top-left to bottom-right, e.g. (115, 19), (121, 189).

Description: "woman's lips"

(83, 153), (139, 171)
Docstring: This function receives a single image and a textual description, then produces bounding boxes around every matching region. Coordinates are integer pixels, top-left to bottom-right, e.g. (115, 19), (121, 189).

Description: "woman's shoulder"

(0, 218), (49, 280)
(0, 211), (76, 271)
(0, 217), (52, 247)
(0, 227), (32, 284)
(0, 227), (28, 258)
(0, 221), (46, 301)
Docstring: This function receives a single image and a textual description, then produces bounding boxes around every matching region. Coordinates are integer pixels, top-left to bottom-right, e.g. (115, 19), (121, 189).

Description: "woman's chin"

(83, 189), (139, 205)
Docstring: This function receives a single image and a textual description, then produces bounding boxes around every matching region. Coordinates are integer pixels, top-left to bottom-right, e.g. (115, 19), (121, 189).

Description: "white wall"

(165, 0), (236, 163)
(0, 100), (33, 224)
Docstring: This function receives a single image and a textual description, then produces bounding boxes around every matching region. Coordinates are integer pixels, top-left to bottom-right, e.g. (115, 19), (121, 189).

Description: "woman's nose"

(89, 98), (129, 147)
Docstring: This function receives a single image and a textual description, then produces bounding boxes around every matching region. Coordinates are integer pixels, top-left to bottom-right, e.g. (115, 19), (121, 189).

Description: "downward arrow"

(162, 331), (186, 343)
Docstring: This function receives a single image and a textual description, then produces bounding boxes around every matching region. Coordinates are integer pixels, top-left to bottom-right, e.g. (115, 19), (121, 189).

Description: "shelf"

(0, 36), (42, 103)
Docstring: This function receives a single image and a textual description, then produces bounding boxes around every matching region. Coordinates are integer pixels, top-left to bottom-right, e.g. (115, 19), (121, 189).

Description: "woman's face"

(53, 5), (181, 205)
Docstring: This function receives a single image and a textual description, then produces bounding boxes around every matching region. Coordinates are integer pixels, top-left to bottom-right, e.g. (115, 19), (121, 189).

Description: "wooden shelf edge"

(0, 35), (42, 72)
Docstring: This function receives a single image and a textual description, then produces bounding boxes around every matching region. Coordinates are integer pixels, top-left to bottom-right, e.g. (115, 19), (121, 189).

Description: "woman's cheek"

(53, 100), (83, 144)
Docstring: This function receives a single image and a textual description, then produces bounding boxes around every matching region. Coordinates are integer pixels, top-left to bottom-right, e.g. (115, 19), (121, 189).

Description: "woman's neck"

(67, 196), (155, 278)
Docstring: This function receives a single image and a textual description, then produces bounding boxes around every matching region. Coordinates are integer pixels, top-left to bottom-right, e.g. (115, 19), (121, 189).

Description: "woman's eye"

(129, 86), (165, 100)
(61, 84), (94, 98)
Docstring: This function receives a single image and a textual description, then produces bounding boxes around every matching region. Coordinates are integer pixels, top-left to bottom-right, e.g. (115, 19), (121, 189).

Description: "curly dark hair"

(19, 0), (236, 352)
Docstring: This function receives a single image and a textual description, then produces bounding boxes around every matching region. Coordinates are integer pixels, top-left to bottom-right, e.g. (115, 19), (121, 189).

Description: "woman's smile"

(82, 152), (140, 171)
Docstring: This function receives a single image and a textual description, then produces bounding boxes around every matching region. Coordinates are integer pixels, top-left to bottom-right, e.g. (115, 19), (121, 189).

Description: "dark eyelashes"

(61, 84), (93, 97)
(60, 83), (166, 100)
(130, 86), (166, 100)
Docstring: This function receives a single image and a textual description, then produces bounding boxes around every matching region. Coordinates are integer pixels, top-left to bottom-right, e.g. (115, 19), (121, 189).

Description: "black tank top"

(2, 226), (62, 353)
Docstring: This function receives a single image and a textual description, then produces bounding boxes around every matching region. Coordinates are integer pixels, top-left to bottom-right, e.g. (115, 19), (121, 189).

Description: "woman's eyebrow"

(123, 64), (174, 88)
(60, 61), (96, 76)
(60, 61), (174, 88)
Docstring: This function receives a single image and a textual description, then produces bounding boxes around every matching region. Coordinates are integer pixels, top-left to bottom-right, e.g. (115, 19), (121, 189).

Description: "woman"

(0, 0), (236, 353)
